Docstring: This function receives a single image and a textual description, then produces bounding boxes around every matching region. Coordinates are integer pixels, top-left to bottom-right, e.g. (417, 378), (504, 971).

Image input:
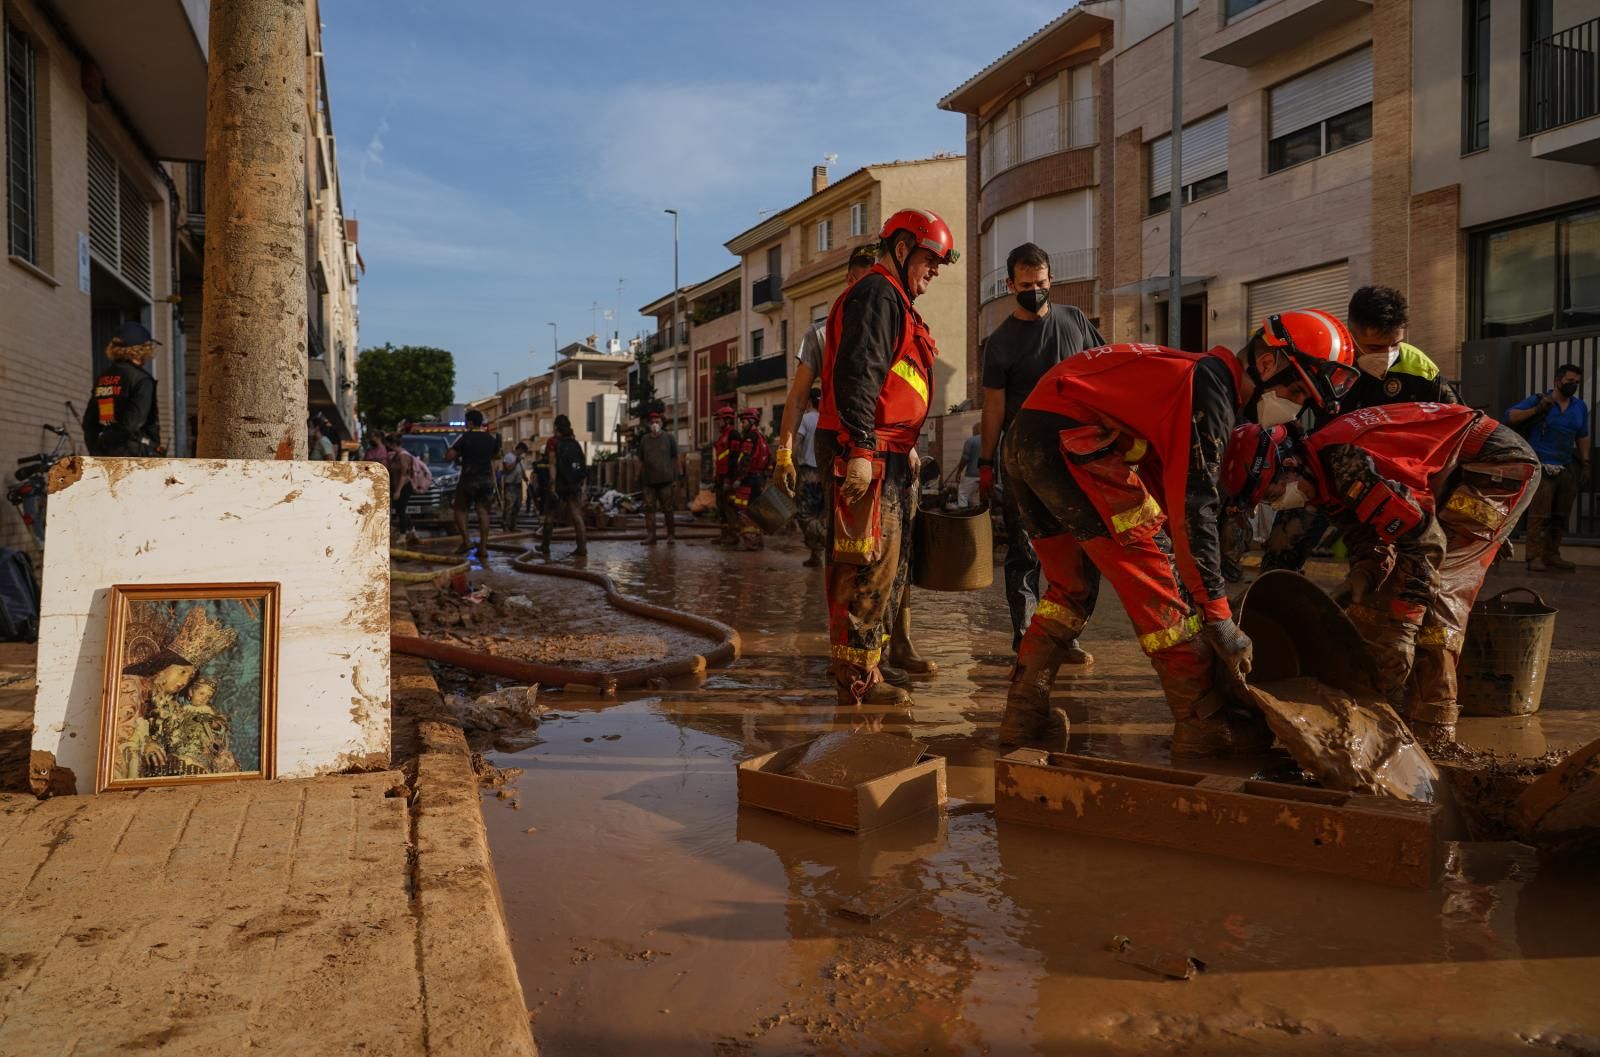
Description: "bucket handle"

(1481, 586), (1550, 609)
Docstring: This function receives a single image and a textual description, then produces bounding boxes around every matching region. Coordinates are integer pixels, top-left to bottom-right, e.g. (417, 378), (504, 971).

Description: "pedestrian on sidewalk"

(501, 444), (530, 533)
(977, 242), (1103, 657)
(637, 412), (679, 545)
(82, 322), (162, 457)
(957, 423), (982, 508)
(1508, 363), (1590, 572)
(540, 415), (589, 558)
(446, 408), (501, 559)
(386, 433), (423, 546)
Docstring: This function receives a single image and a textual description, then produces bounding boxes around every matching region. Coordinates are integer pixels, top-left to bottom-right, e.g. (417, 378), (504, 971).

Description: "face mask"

(1254, 391), (1304, 428)
(1558, 381), (1580, 398)
(650, 422), (662, 432)
(1269, 479), (1311, 512)
(1358, 351), (1397, 378)
(1015, 288), (1049, 315)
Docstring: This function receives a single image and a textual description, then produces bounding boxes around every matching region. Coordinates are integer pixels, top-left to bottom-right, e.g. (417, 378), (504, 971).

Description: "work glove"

(1332, 558), (1387, 609)
(1202, 618), (1253, 686)
(908, 447), (921, 484)
(840, 456), (874, 504)
(773, 447), (797, 497)
(979, 464), (995, 501)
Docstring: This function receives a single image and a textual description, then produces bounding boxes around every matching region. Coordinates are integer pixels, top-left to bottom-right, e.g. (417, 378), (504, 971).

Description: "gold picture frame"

(97, 583), (280, 792)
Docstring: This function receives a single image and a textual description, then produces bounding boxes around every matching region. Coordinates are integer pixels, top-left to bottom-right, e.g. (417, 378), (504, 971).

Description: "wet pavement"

(470, 537), (1600, 1055)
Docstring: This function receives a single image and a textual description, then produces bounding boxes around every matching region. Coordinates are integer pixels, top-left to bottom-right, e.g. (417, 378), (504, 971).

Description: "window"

(849, 202), (866, 237)
(1462, 0), (1491, 152)
(1226, 0), (1267, 17)
(816, 218), (832, 253)
(1147, 110), (1229, 215)
(1267, 48), (1373, 173)
(750, 328), (764, 361)
(766, 244), (781, 279)
(779, 319), (789, 353)
(1068, 63), (1097, 149)
(5, 21), (38, 264)
(87, 133), (154, 294)
(1473, 203), (1600, 338)
(811, 301), (829, 324)
(982, 189), (1095, 301)
(990, 107), (1013, 178)
(1019, 76), (1060, 162)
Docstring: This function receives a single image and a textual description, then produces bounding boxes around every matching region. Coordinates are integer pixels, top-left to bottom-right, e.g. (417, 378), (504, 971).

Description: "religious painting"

(97, 584), (280, 791)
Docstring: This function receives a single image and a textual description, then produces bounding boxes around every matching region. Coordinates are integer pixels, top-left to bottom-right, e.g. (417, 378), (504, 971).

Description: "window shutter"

(119, 171), (152, 294)
(87, 132), (153, 295)
(1149, 111), (1228, 197)
(1270, 48), (1372, 136)
(1246, 261), (1350, 325)
(88, 135), (119, 263)
(1149, 134), (1171, 198)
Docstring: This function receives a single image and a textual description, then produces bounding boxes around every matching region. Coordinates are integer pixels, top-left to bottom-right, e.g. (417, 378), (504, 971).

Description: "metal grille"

(87, 135), (119, 263)
(1519, 328), (1600, 540)
(5, 22), (36, 263)
(86, 132), (152, 295)
(1245, 261), (1350, 325)
(118, 171), (151, 293)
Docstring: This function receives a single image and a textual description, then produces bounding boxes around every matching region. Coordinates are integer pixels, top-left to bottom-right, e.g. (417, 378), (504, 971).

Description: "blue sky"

(323, 0), (1064, 404)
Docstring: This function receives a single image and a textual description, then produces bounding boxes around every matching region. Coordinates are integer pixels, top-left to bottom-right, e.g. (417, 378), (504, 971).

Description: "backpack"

(408, 451), (434, 493)
(0, 548), (41, 643)
(554, 437), (587, 494)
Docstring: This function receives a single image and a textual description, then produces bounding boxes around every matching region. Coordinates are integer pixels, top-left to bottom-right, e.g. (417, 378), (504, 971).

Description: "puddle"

(476, 545), (1600, 1054)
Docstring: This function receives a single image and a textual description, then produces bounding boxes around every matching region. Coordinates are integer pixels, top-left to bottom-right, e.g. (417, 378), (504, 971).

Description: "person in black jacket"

(83, 322), (162, 457)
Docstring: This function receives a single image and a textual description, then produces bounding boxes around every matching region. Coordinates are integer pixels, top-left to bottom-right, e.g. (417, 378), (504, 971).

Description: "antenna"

(823, 152), (838, 166)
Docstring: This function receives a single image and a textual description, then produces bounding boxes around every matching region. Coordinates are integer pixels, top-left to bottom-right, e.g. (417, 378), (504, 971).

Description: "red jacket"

(1305, 403), (1500, 515)
(817, 262), (936, 456)
(1022, 343), (1245, 624)
(712, 425), (735, 481)
(737, 430), (771, 477)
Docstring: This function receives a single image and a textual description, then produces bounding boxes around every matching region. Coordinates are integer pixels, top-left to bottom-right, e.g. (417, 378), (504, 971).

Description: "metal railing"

(982, 246), (1096, 303)
(644, 324), (689, 355)
(1527, 16), (1600, 134)
(984, 96), (1098, 183)
(752, 274), (783, 309)
(735, 353), (788, 389)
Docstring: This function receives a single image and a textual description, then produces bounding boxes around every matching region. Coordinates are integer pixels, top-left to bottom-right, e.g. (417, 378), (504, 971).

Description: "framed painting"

(97, 583), (280, 792)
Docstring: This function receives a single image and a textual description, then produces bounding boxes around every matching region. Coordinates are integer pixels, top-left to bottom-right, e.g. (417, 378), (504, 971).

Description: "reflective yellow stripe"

(1111, 494), (1162, 536)
(831, 644), (881, 667)
(1443, 491), (1504, 529)
(1034, 599), (1077, 625)
(891, 360), (929, 405)
(1139, 614), (1202, 654)
(833, 536), (876, 553)
(1417, 625), (1463, 650)
(1122, 438), (1149, 463)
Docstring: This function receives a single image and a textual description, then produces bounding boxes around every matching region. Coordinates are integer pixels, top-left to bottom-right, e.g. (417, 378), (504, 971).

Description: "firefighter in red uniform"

(818, 208), (957, 708)
(731, 408), (772, 550)
(712, 405), (739, 544)
(998, 310), (1361, 755)
(1222, 403), (1539, 746)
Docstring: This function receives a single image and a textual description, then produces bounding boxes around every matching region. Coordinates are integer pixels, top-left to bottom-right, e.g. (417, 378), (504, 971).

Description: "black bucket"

(912, 504), (993, 592)
(1459, 588), (1558, 717)
(748, 484), (797, 535)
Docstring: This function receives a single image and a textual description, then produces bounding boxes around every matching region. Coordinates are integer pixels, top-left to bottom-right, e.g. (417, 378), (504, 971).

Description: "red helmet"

(645, 411), (662, 422)
(1256, 309), (1360, 413)
(1221, 423), (1296, 505)
(738, 407), (761, 422)
(880, 208), (959, 265)
(715, 405), (736, 420)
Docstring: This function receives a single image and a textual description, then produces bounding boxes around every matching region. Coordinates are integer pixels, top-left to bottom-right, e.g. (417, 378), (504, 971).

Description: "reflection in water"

(477, 540), (1600, 1056)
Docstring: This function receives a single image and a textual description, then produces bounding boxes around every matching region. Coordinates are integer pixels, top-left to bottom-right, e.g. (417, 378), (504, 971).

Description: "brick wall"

(1107, 129), (1146, 344)
(964, 115), (981, 407)
(978, 146), (1098, 228)
(1370, 0), (1412, 291)
(1406, 184), (1465, 377)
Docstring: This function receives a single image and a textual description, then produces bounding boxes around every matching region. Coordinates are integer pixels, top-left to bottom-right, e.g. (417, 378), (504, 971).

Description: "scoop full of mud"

(783, 732), (928, 787)
(1232, 571), (1441, 803)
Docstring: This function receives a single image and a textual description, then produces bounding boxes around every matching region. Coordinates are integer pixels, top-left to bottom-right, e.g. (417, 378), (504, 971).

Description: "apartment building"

(635, 289), (694, 447)
(481, 372), (553, 449)
(170, 0), (361, 451)
(939, 7), (1112, 406)
(1, 0), (206, 551)
(550, 341), (630, 457)
(687, 267), (741, 446)
(723, 157), (969, 428)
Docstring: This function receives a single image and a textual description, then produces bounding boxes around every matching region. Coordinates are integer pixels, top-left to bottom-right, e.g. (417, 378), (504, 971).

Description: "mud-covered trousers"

(1001, 407), (1223, 724)
(826, 452), (915, 702)
(1347, 425), (1539, 730)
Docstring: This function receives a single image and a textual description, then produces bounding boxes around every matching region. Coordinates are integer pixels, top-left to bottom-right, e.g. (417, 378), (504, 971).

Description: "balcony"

(735, 353), (788, 390)
(644, 324), (689, 355)
(981, 97), (1098, 185)
(752, 274), (784, 314)
(1201, 0), (1371, 68)
(1528, 17), (1600, 163)
(982, 246), (1096, 303)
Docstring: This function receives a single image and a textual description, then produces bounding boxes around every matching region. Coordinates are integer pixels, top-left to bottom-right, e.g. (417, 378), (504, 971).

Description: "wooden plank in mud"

(994, 749), (1441, 888)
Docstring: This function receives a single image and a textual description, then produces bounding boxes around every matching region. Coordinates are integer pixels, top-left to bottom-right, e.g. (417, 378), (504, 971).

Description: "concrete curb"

(393, 602), (537, 1057)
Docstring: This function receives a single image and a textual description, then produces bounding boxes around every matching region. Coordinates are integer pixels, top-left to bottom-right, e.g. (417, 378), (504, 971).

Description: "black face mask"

(1558, 381), (1580, 397)
(1015, 288), (1050, 315)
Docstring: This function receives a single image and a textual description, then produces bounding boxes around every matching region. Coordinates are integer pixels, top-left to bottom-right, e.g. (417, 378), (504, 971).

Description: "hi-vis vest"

(817, 262), (937, 455)
(713, 425), (734, 480)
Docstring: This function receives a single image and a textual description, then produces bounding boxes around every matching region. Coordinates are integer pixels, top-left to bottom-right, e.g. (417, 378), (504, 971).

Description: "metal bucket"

(748, 484), (797, 535)
(1231, 570), (1383, 697)
(1459, 587), (1558, 717)
(912, 504), (993, 592)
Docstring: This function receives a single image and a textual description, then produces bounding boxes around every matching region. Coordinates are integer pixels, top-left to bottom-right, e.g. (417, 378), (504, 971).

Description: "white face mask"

(650, 422), (661, 433)
(1269, 479), (1311, 511)
(1255, 391), (1304, 428)
(1357, 350), (1398, 377)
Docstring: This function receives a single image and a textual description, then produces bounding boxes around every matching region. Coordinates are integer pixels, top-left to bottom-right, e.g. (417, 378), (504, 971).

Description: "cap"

(112, 321), (160, 347)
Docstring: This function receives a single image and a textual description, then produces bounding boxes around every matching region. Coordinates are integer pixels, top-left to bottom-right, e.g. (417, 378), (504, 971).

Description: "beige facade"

(551, 343), (630, 457)
(724, 157), (969, 430)
(638, 266), (740, 450)
(1, 0), (205, 552)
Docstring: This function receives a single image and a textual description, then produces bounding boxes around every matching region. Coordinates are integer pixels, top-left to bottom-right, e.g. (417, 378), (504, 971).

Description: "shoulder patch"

(1384, 377), (1403, 397)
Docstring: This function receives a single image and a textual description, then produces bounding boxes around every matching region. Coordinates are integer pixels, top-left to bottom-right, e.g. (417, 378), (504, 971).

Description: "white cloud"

(362, 117), (390, 178)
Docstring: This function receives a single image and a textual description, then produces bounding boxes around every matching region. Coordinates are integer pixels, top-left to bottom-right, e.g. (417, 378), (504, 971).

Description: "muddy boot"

(1153, 639), (1233, 759)
(1546, 525), (1577, 572)
(803, 552), (822, 568)
(834, 663), (911, 708)
(1406, 651), (1460, 749)
(887, 602), (938, 676)
(1061, 638), (1093, 667)
(1526, 517), (1548, 571)
(880, 664), (912, 689)
(999, 638), (1070, 747)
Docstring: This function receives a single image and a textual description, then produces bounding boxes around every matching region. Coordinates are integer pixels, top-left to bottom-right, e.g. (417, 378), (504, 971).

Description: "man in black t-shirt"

(446, 408), (502, 558)
(978, 242), (1104, 658)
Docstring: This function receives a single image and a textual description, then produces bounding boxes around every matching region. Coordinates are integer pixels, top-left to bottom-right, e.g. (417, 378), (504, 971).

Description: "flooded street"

(472, 539), (1600, 1055)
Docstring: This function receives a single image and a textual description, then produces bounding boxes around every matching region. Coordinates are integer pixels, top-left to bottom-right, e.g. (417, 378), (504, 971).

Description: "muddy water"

(477, 543), (1600, 1054)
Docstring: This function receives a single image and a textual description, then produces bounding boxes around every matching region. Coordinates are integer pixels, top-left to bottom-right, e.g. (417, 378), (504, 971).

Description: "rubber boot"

(1546, 522), (1576, 571)
(1153, 639), (1232, 759)
(1526, 516), (1548, 572)
(880, 664), (912, 689)
(999, 629), (1074, 747)
(834, 663), (911, 708)
(1406, 648), (1459, 748)
(887, 600), (937, 676)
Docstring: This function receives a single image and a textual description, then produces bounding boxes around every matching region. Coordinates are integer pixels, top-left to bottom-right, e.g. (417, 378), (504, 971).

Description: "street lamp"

(664, 208), (682, 443)
(547, 322), (558, 363)
(493, 370), (501, 392)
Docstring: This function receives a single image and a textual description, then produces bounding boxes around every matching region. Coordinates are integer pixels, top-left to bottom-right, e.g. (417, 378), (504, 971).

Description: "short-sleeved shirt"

(960, 433), (982, 478)
(797, 319), (825, 380)
(452, 430), (501, 480)
(981, 306), (1105, 429)
(796, 408), (820, 468)
(1509, 392), (1591, 466)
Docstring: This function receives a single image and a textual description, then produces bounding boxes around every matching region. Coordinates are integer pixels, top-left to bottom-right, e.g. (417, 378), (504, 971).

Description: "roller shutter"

(1245, 261), (1350, 325)
(1269, 48), (1373, 136)
(86, 131), (153, 296)
(1149, 110), (1228, 196)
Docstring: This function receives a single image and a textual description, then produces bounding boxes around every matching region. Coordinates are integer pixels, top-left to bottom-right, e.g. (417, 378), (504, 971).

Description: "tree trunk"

(197, 0), (308, 460)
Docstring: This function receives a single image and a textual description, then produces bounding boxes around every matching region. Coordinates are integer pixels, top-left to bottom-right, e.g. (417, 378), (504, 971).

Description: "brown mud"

(461, 545), (1600, 1055)
(784, 732), (927, 787)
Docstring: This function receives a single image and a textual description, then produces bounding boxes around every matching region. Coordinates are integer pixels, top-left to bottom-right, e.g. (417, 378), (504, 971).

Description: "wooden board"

(994, 749), (1441, 888)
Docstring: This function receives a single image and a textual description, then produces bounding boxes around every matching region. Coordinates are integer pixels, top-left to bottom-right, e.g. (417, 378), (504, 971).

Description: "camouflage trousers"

(826, 455), (915, 702)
